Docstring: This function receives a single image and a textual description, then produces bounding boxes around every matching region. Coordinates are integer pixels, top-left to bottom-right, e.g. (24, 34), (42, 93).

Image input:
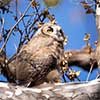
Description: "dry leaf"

(0, 0), (11, 7)
(80, 1), (91, 9)
(75, 71), (81, 77)
(84, 33), (90, 41)
(94, 41), (98, 47)
(86, 9), (95, 14)
(67, 69), (80, 81)
(31, 0), (39, 8)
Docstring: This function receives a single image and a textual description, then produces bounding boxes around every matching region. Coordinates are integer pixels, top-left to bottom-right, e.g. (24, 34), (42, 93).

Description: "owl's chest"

(21, 36), (64, 66)
(22, 36), (54, 52)
(49, 41), (64, 59)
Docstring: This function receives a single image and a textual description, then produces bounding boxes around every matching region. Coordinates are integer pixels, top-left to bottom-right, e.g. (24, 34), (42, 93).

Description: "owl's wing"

(14, 46), (57, 86)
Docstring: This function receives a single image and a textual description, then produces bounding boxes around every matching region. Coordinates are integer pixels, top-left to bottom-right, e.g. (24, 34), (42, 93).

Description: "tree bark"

(64, 49), (97, 71)
(0, 79), (100, 100)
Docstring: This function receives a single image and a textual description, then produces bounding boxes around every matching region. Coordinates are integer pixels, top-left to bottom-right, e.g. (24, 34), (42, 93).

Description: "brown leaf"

(31, 0), (39, 8)
(86, 9), (95, 14)
(84, 33), (90, 41)
(75, 71), (81, 77)
(68, 70), (80, 81)
(80, 1), (91, 9)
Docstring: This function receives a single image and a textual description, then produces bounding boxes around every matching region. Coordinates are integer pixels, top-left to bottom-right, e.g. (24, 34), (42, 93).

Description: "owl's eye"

(47, 27), (53, 32)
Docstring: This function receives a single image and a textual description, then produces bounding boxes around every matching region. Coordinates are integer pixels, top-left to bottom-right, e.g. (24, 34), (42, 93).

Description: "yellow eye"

(47, 27), (53, 32)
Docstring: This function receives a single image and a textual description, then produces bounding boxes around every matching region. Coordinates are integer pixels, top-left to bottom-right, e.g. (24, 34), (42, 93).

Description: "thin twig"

(86, 63), (94, 82)
(34, 6), (42, 22)
(0, 18), (5, 41)
(0, 2), (31, 53)
(62, 74), (67, 82)
(15, 0), (18, 19)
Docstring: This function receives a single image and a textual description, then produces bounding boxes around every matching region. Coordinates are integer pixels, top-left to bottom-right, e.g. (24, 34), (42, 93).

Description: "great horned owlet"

(8, 22), (66, 86)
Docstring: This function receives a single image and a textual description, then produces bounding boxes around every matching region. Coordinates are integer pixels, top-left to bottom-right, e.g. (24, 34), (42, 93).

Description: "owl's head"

(34, 22), (67, 44)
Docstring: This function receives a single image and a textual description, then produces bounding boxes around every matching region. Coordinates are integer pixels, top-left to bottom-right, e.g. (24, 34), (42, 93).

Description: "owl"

(8, 21), (66, 86)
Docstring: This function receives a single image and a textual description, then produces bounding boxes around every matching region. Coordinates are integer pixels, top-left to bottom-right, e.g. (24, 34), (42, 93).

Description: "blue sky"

(0, 0), (98, 82)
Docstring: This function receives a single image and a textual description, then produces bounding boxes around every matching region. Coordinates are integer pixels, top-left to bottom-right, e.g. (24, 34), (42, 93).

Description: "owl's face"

(34, 22), (67, 44)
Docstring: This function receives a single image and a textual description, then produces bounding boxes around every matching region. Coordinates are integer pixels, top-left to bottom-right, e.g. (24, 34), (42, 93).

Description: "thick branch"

(65, 49), (97, 71)
(0, 79), (100, 100)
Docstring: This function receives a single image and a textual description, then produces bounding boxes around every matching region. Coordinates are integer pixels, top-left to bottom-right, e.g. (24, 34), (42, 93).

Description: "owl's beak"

(63, 36), (68, 45)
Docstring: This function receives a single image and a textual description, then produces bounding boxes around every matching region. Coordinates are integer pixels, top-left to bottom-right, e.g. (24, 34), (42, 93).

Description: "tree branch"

(0, 1), (31, 53)
(65, 48), (97, 71)
(0, 79), (100, 100)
